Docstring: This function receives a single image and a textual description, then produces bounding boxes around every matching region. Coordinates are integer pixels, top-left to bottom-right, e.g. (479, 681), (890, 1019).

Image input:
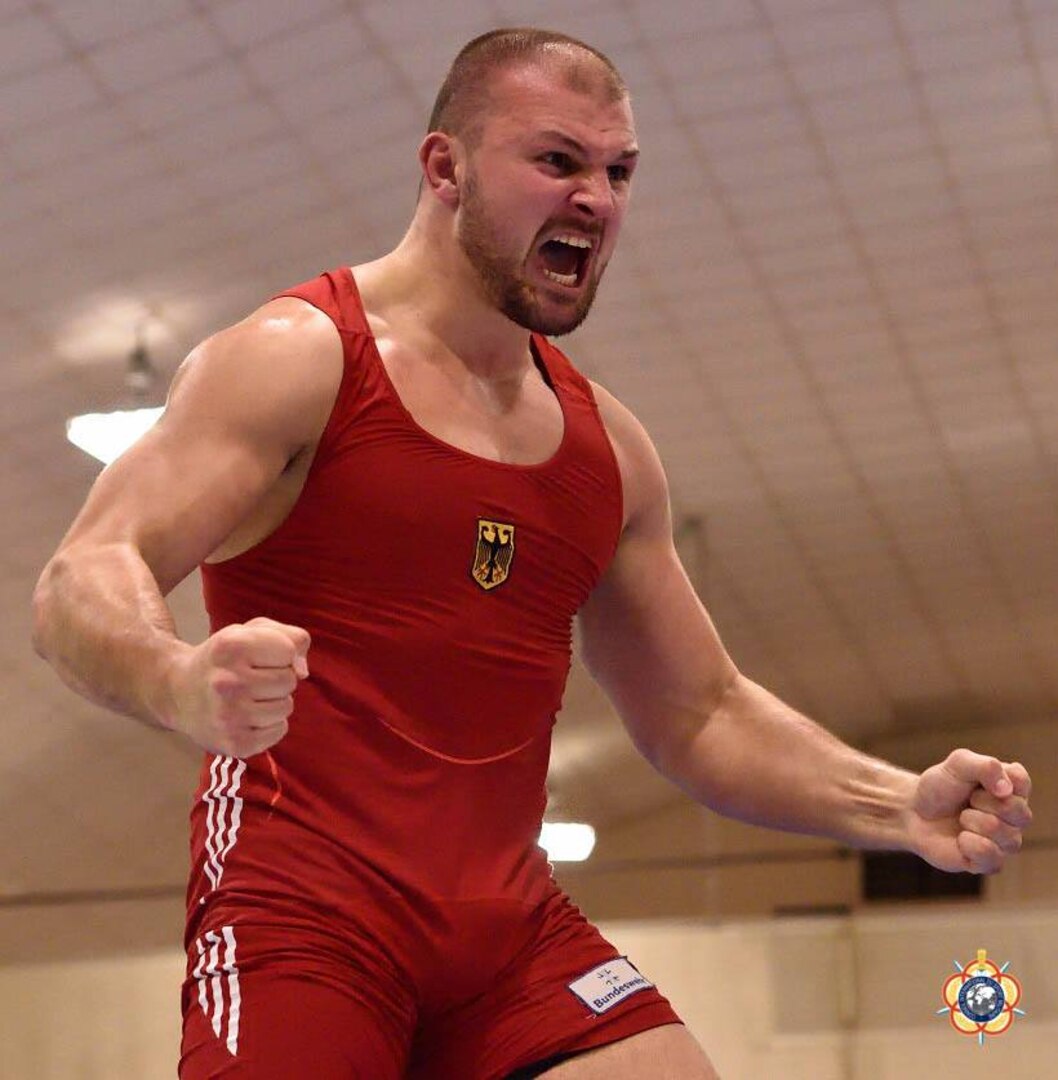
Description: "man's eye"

(607, 164), (631, 184)
(541, 152), (574, 171)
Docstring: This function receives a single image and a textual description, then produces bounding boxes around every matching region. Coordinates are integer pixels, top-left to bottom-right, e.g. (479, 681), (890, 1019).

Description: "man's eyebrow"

(535, 130), (640, 160)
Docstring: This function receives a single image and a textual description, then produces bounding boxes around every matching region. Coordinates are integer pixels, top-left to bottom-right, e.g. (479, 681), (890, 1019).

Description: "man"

(33, 28), (1031, 1080)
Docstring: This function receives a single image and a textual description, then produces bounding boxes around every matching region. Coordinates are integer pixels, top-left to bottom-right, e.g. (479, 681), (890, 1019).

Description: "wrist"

(845, 761), (919, 851)
(146, 637), (196, 734)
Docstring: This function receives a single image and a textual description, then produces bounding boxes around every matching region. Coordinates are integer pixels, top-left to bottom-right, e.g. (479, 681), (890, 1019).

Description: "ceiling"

(3, 0), (1057, 930)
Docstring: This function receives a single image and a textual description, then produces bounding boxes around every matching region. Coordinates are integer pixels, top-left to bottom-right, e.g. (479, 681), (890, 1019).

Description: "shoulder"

(167, 296), (344, 457)
(590, 380), (671, 534)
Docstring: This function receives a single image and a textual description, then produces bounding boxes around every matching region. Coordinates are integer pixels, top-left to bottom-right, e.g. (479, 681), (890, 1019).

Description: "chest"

(377, 341), (565, 466)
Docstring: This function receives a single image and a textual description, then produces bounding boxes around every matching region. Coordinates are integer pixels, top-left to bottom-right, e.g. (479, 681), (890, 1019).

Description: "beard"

(456, 169), (604, 337)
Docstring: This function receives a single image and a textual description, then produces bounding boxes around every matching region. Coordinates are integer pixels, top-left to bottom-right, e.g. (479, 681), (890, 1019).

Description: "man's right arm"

(31, 297), (343, 757)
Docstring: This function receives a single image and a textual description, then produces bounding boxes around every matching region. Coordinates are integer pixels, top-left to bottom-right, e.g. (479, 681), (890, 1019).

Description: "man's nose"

(570, 170), (618, 219)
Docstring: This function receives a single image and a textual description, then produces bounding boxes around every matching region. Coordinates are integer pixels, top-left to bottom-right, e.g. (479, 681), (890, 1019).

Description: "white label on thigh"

(568, 957), (653, 1014)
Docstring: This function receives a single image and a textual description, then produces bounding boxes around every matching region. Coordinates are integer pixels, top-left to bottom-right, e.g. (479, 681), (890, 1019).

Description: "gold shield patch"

(471, 519), (516, 591)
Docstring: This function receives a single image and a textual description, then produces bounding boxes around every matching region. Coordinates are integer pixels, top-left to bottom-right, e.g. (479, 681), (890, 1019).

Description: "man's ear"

(419, 132), (462, 208)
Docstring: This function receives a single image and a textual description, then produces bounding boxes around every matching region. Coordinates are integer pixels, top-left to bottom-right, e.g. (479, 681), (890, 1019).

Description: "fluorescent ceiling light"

(66, 407), (164, 466)
(539, 822), (596, 862)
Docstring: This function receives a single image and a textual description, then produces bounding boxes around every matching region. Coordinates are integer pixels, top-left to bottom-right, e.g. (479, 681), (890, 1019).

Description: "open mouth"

(537, 233), (593, 289)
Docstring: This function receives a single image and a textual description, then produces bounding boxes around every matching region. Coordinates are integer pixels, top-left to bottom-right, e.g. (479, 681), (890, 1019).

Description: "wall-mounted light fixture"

(66, 325), (165, 465)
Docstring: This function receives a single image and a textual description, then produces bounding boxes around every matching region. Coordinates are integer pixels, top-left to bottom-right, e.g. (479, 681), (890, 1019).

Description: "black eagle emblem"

(471, 519), (516, 591)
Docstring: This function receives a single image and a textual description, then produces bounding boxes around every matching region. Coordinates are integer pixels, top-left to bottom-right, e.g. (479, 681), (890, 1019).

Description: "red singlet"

(179, 268), (680, 1079)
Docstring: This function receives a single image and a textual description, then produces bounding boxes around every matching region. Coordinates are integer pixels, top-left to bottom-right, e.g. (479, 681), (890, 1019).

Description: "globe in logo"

(958, 976), (1005, 1023)
(938, 949), (1024, 1045)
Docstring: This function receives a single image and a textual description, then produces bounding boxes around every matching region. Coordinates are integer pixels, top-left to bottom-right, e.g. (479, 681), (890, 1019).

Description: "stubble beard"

(457, 170), (603, 337)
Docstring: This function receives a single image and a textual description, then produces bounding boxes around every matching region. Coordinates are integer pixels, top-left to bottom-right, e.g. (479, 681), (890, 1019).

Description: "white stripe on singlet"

(192, 926), (241, 1056)
(222, 926), (241, 1055)
(201, 756), (246, 891)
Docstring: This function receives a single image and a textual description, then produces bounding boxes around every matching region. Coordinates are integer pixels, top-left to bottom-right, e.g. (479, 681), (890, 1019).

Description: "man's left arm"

(580, 386), (1032, 874)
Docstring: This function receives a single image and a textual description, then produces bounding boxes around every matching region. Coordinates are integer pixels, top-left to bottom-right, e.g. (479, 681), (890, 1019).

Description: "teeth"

(544, 269), (578, 286)
(553, 234), (593, 249)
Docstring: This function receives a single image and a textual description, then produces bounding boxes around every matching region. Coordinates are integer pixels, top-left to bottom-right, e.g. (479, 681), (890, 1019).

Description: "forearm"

(32, 542), (192, 728)
(656, 675), (917, 851)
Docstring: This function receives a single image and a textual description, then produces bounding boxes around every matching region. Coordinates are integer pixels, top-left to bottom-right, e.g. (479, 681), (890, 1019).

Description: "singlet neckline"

(341, 266), (571, 473)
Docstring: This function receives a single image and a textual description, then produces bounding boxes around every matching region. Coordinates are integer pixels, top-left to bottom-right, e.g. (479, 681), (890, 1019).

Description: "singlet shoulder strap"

(530, 334), (599, 410)
(271, 267), (370, 336)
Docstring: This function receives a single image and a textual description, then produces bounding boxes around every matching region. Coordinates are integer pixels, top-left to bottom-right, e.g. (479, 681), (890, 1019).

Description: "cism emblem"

(471, 519), (515, 591)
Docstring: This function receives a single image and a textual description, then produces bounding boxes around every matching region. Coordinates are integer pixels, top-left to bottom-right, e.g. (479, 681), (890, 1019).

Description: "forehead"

(483, 60), (637, 152)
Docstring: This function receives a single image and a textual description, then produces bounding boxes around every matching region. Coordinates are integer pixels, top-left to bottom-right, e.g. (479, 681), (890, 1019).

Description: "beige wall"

(602, 905), (1056, 1080)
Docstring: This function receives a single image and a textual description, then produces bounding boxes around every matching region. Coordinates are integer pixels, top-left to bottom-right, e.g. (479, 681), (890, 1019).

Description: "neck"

(355, 217), (535, 379)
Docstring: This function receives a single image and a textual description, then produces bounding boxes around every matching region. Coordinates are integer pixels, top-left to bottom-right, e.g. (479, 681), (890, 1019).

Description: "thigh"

(410, 891), (683, 1079)
(530, 1024), (718, 1079)
(179, 921), (414, 1079)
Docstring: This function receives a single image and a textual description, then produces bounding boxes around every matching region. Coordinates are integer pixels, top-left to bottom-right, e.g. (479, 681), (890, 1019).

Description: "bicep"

(578, 526), (738, 760)
(55, 300), (341, 593)
(579, 385), (738, 761)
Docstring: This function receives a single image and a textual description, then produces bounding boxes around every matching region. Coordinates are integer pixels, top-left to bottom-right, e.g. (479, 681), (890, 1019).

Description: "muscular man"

(32, 28), (1031, 1080)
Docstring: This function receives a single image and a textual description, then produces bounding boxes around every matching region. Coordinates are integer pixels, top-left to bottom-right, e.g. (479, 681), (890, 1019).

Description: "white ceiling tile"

(771, 273), (874, 312)
(756, 237), (860, 279)
(789, 46), (905, 97)
(845, 182), (952, 229)
(647, 25), (776, 79)
(218, 173), (333, 234)
(822, 123), (933, 169)
(676, 65), (790, 119)
(874, 248), (977, 293)
(184, 138), (304, 200)
(958, 160), (1058, 211)
(896, 0), (1017, 34)
(88, 15), (225, 95)
(858, 218), (963, 261)
(208, 0), (344, 49)
(726, 173), (834, 217)
(1035, 52), (1058, 105)
(0, 10), (67, 81)
(41, 0), (188, 48)
(1026, 7), (1058, 55)
(888, 282), (987, 323)
(808, 78), (920, 133)
(360, 0), (493, 48)
(156, 99), (280, 162)
(934, 104), (1051, 153)
(6, 105), (132, 174)
(832, 154), (947, 199)
(901, 311), (995, 351)
(785, 296), (886, 336)
(12, 141), (167, 212)
(980, 237), (1058, 275)
(905, 18), (1023, 73)
(710, 141), (823, 190)
(536, 8), (644, 53)
(695, 104), (806, 153)
(769, 3), (896, 57)
(271, 54), (402, 126)
(241, 12), (373, 89)
(53, 171), (195, 240)
(920, 62), (1037, 114)
(629, 0), (760, 33)
(122, 63), (252, 130)
(0, 211), (74, 273)
(0, 60), (104, 135)
(738, 202), (847, 249)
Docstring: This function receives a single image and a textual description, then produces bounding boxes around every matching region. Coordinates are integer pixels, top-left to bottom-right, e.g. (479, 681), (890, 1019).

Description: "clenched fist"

(907, 749), (1032, 875)
(165, 616), (310, 757)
